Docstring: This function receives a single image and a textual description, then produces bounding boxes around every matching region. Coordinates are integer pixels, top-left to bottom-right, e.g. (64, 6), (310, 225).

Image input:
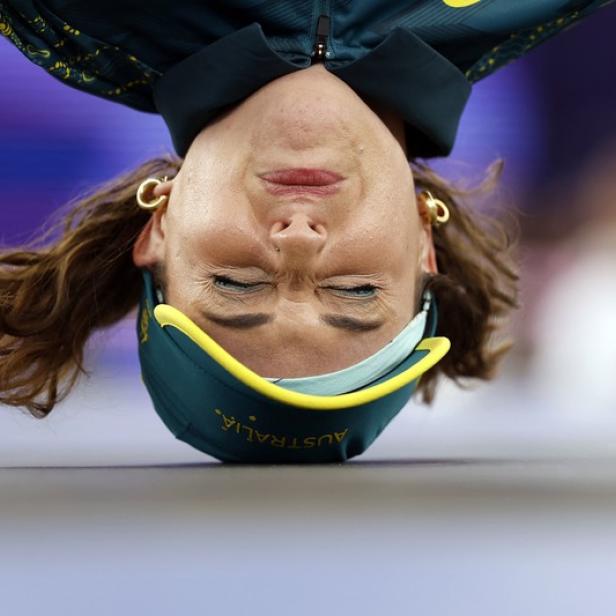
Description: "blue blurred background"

(2, 5), (616, 466)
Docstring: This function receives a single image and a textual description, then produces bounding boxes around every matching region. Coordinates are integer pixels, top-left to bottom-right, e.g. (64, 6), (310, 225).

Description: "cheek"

(360, 172), (418, 244)
(345, 205), (420, 269)
(170, 199), (265, 271)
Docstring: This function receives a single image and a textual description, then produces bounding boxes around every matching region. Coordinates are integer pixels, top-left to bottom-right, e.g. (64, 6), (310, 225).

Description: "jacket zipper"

(311, 14), (330, 63)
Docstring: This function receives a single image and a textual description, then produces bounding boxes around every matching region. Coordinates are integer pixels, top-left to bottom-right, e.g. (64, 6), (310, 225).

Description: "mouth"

(259, 168), (344, 196)
(260, 168), (344, 185)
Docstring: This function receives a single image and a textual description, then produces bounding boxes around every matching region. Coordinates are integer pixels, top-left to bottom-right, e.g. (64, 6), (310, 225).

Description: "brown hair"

(0, 154), (517, 418)
(410, 157), (519, 402)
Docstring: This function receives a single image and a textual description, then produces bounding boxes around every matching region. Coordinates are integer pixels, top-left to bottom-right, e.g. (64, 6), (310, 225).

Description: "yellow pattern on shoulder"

(443, 0), (482, 7)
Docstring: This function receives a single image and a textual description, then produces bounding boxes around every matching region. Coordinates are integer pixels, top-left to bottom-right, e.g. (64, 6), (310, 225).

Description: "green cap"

(137, 269), (450, 463)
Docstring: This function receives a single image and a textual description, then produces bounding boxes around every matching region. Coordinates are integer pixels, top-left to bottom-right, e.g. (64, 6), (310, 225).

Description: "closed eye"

(213, 275), (264, 291)
(323, 284), (377, 298)
(213, 275), (378, 297)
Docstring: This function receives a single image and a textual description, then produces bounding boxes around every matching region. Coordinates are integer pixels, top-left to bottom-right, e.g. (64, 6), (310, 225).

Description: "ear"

(416, 194), (438, 275)
(132, 181), (173, 268)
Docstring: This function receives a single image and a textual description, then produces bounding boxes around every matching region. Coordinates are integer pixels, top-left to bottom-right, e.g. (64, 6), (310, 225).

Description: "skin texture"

(133, 63), (438, 377)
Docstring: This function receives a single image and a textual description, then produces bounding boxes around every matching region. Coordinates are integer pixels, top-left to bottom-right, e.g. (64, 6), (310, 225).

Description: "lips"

(260, 168), (344, 185)
(259, 168), (344, 196)
(262, 184), (341, 196)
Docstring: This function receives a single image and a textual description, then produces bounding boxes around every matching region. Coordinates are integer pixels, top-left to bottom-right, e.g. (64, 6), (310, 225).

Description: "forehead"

(197, 310), (411, 379)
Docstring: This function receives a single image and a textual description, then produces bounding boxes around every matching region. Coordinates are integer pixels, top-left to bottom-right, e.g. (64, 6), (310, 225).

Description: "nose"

(269, 212), (327, 264)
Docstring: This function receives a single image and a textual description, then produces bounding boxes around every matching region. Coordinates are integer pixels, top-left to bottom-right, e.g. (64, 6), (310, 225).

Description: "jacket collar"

(153, 22), (471, 159)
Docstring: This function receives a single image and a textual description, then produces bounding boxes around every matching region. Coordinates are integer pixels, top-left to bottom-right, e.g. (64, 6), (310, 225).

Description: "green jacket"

(1, 0), (613, 157)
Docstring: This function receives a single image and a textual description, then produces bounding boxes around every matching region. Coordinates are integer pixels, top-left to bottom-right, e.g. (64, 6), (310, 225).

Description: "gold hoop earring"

(136, 176), (169, 211)
(419, 190), (450, 228)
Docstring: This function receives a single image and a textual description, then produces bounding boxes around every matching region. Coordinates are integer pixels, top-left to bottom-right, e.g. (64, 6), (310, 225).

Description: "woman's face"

(133, 64), (437, 377)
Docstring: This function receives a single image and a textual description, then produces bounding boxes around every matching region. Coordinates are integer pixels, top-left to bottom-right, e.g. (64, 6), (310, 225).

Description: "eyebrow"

(200, 310), (385, 332)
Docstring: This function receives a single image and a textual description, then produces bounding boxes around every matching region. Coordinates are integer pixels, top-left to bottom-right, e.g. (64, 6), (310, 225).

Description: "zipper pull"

(312, 14), (330, 63)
